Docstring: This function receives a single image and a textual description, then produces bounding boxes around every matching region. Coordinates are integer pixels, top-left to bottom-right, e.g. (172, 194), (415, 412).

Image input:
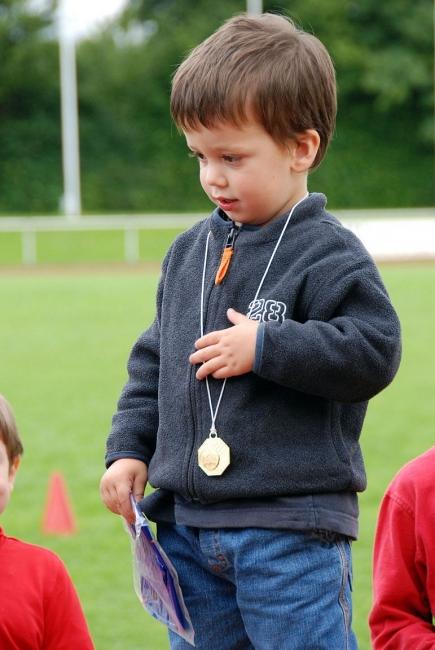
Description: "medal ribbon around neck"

(198, 193), (309, 476)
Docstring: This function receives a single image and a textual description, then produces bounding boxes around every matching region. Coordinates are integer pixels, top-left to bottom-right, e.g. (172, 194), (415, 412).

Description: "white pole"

(247, 0), (263, 15)
(59, 0), (81, 220)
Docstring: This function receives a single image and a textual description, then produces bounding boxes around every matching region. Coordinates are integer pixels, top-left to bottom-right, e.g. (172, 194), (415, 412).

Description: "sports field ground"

(0, 261), (434, 649)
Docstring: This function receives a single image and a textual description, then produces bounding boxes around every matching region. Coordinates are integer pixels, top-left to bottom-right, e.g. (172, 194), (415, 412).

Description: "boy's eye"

(188, 151), (206, 162)
(222, 154), (240, 163)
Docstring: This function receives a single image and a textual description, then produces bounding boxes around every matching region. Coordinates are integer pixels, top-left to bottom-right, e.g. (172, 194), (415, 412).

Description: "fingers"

(226, 308), (248, 324)
(195, 356), (227, 380)
(194, 331), (220, 350)
(190, 338), (231, 379)
(194, 310), (247, 350)
(100, 480), (122, 516)
(117, 484), (137, 523)
(100, 458), (147, 524)
(190, 309), (258, 379)
(190, 343), (221, 366)
(132, 473), (147, 503)
(209, 365), (233, 380)
(100, 480), (136, 524)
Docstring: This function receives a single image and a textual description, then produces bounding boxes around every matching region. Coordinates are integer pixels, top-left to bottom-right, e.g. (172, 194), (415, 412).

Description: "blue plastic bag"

(125, 496), (195, 646)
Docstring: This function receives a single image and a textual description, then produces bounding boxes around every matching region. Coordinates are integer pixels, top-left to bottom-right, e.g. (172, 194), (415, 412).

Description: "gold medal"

(198, 433), (230, 476)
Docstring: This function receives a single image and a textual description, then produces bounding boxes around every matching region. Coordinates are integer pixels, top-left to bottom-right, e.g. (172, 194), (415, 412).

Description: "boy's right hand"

(99, 458), (148, 524)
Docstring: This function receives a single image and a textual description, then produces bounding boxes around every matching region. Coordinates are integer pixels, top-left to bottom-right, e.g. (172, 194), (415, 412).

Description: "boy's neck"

(226, 189), (310, 229)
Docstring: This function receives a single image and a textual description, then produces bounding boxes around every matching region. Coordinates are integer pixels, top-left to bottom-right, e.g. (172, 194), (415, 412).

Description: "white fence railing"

(0, 208), (434, 265)
(0, 214), (201, 265)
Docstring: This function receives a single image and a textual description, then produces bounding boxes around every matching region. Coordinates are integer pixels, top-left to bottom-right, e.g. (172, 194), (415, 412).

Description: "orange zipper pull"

(215, 225), (239, 285)
(215, 247), (234, 285)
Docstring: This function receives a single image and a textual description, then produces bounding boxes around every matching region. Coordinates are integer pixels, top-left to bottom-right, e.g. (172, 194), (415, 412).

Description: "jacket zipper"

(214, 223), (240, 285)
(187, 223), (241, 499)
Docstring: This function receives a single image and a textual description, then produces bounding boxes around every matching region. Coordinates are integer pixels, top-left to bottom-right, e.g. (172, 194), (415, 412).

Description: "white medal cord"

(200, 193), (309, 437)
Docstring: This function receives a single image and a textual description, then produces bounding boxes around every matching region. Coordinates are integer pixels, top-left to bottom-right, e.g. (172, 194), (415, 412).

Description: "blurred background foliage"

(0, 0), (433, 214)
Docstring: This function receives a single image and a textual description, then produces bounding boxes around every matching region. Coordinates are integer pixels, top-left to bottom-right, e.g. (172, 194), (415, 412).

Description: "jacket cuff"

(253, 322), (265, 375)
(105, 451), (150, 469)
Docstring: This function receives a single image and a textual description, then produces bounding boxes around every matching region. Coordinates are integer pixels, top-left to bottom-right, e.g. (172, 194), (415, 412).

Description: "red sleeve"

(42, 555), (94, 650)
(369, 492), (435, 649)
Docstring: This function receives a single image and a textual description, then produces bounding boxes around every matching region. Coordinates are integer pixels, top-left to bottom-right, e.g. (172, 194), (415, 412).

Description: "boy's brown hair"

(0, 395), (24, 464)
(171, 13), (336, 168)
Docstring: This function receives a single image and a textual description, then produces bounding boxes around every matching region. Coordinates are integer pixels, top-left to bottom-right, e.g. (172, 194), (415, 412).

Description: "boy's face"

(0, 439), (19, 516)
(184, 119), (308, 226)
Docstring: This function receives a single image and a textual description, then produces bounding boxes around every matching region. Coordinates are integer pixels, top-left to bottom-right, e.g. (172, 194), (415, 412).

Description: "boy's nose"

(203, 164), (227, 188)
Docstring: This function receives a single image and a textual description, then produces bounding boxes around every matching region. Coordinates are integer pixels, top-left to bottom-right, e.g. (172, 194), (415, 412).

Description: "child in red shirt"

(0, 394), (94, 650)
(369, 447), (435, 649)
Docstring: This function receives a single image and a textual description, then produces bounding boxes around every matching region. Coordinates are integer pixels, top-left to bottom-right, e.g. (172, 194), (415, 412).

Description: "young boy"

(100, 13), (401, 649)
(0, 394), (94, 649)
(369, 448), (435, 648)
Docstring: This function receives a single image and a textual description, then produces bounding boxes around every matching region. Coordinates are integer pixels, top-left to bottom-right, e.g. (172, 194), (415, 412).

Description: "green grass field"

(0, 261), (434, 649)
(0, 229), (185, 265)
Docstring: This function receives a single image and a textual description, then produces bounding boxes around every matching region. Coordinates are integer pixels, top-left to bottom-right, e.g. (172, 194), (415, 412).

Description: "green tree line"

(0, 0), (433, 214)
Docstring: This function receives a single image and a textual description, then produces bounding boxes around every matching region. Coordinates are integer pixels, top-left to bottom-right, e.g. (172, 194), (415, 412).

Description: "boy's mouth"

(214, 197), (238, 211)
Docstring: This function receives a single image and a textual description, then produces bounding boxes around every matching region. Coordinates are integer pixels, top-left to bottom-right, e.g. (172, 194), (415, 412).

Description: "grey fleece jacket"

(105, 193), (401, 504)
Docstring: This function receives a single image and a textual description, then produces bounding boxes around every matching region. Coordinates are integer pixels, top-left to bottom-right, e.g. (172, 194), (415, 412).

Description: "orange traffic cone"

(42, 472), (77, 535)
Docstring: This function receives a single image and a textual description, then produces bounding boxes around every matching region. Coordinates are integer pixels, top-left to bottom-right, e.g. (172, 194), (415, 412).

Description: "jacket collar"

(209, 192), (327, 245)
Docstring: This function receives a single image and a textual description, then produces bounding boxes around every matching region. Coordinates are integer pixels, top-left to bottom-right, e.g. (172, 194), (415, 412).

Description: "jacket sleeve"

(105, 250), (171, 467)
(369, 492), (434, 649)
(253, 256), (401, 402)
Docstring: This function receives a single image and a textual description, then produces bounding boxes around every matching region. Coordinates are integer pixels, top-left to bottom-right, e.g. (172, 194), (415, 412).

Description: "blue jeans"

(157, 524), (357, 650)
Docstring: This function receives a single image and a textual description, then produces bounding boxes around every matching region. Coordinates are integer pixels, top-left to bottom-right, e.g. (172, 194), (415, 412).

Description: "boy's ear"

(289, 129), (320, 172)
(8, 456), (20, 486)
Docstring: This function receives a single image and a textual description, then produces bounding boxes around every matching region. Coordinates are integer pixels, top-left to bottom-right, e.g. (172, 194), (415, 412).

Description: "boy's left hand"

(190, 308), (259, 379)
